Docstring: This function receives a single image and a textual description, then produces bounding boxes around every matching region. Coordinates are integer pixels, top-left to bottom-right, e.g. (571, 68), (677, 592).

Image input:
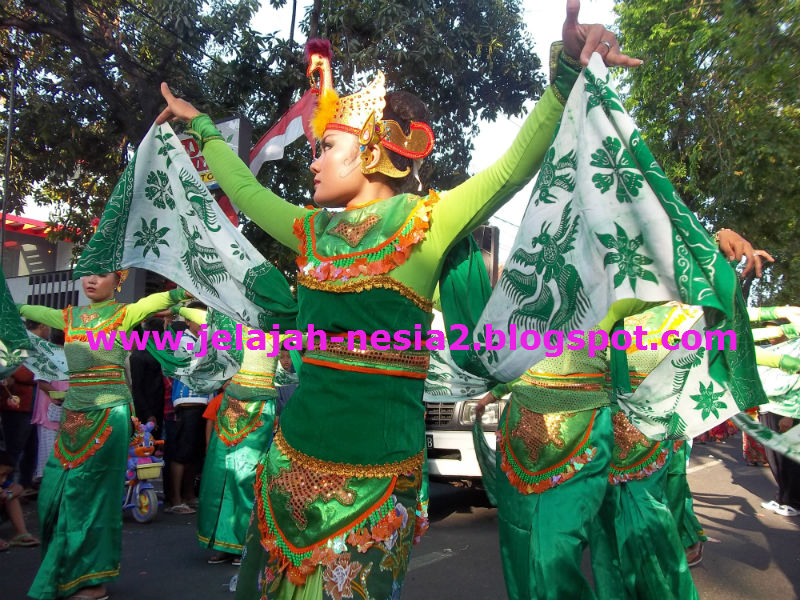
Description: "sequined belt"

(303, 338), (430, 379)
(512, 372), (610, 414)
(519, 372), (605, 391)
(69, 367), (126, 387)
(231, 370), (275, 389)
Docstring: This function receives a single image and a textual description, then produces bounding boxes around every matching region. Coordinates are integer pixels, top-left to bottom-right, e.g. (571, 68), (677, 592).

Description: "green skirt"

(29, 403), (130, 599)
(197, 396), (277, 553)
(496, 406), (612, 600)
(234, 440), (424, 600)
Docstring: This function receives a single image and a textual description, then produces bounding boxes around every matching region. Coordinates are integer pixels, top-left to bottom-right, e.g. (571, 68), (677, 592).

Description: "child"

(0, 450), (40, 551)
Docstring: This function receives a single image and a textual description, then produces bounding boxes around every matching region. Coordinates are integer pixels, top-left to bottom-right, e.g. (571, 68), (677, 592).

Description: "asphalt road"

(2, 435), (798, 599)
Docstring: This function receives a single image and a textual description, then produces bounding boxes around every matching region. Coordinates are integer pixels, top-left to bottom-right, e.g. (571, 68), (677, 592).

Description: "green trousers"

(496, 407), (612, 600)
(665, 442), (707, 549)
(591, 452), (699, 600)
(197, 399), (276, 553)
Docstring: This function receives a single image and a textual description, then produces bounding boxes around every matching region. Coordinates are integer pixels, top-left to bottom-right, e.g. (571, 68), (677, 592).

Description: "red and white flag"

(249, 91), (317, 175)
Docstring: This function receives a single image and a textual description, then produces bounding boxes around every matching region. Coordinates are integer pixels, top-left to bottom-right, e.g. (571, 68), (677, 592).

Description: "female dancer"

(155, 2), (639, 597)
(19, 271), (187, 600)
(177, 307), (280, 565)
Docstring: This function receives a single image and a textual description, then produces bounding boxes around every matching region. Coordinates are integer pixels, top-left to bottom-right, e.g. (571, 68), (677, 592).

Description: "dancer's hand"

(562, 0), (642, 67)
(778, 417), (794, 434)
(474, 391), (497, 420)
(775, 306), (800, 330)
(716, 229), (774, 277)
(156, 82), (201, 125)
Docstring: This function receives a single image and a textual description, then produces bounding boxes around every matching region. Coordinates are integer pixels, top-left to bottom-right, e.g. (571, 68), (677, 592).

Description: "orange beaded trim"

(297, 273), (432, 312)
(64, 304), (127, 343)
(294, 192), (439, 281)
(499, 409), (598, 495)
(54, 409), (113, 469)
(608, 443), (670, 485)
(255, 464), (403, 586)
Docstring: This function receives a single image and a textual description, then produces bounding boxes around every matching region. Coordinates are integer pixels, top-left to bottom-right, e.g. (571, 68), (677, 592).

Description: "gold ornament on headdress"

(115, 269), (129, 292)
(306, 41), (435, 179)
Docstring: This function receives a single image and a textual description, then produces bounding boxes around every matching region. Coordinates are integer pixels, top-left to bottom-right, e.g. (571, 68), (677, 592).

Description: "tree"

(0, 0), (301, 251)
(307, 0), (545, 190)
(615, 0), (800, 303)
(1, 0), (546, 265)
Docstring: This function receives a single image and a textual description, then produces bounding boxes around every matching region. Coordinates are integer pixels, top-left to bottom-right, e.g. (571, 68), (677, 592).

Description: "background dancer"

(177, 306), (281, 566)
(17, 272), (187, 600)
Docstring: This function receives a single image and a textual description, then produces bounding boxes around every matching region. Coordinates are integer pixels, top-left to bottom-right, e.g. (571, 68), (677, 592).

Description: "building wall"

(1, 231), (74, 278)
(7, 267), (149, 308)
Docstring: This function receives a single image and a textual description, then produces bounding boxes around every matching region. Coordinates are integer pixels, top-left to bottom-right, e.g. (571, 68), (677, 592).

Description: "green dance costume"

(185, 48), (580, 600)
(590, 304), (699, 600)
(20, 288), (187, 599)
(485, 301), (696, 599)
(178, 308), (280, 555)
(493, 349), (612, 600)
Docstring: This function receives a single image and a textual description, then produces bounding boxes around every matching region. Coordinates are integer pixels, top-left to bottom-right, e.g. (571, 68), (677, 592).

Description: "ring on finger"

(599, 40), (613, 51)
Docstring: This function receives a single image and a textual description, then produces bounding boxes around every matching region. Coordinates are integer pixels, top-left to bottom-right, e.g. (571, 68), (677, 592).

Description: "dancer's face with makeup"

(309, 131), (369, 208)
(81, 272), (119, 303)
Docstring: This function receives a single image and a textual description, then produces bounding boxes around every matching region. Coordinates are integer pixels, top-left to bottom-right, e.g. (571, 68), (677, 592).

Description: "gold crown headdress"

(305, 39), (435, 178)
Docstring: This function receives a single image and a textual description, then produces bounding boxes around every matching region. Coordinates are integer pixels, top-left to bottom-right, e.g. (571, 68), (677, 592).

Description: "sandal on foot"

(208, 552), (234, 565)
(164, 503), (195, 515)
(686, 542), (703, 567)
(10, 533), (40, 547)
(67, 588), (109, 600)
(232, 556), (242, 567)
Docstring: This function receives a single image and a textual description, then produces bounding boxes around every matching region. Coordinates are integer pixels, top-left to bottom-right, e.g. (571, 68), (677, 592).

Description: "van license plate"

(426, 434), (434, 449)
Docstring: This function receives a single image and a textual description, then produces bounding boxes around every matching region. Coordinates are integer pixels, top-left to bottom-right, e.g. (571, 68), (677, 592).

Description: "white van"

(423, 310), (507, 485)
(425, 394), (507, 485)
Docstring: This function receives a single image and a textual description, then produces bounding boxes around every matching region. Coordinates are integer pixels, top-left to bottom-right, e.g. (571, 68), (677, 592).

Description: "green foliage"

(1, 0), (545, 266)
(309, 0), (544, 190)
(615, 0), (800, 303)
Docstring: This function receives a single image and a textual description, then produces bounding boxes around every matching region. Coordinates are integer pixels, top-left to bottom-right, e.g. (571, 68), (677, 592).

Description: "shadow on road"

(428, 482), (495, 522)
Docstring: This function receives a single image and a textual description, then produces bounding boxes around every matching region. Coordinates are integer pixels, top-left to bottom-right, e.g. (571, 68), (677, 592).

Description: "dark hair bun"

(381, 91), (430, 193)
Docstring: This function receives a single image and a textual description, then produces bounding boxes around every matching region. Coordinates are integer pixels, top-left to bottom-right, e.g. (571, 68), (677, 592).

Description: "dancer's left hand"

(562, 0), (642, 67)
(474, 391), (497, 420)
(716, 229), (774, 278)
(156, 83), (201, 125)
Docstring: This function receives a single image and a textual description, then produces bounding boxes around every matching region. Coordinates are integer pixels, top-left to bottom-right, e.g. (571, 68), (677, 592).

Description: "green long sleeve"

(417, 86), (563, 249)
(491, 382), (511, 397)
(18, 305), (65, 330)
(189, 116), (308, 250)
(121, 288), (188, 331)
(190, 45), (580, 298)
(756, 347), (800, 374)
(178, 307), (207, 326)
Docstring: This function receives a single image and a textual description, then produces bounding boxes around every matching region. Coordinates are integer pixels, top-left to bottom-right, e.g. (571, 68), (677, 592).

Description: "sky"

(26, 0), (618, 259)
(470, 0), (617, 257)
